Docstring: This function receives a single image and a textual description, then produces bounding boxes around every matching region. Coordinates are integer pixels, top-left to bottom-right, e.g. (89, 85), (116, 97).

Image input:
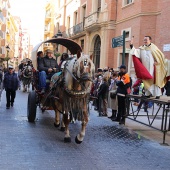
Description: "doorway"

(93, 35), (101, 70)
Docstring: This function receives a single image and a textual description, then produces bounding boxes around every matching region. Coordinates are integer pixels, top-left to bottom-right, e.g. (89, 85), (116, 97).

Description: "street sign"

(112, 35), (123, 48)
(112, 31), (126, 65)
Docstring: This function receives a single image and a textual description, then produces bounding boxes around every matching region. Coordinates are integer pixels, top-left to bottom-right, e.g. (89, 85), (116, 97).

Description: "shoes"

(119, 117), (125, 125)
(102, 113), (107, 117)
(108, 116), (115, 119)
(94, 107), (98, 111)
(6, 107), (10, 109)
(119, 120), (125, 125)
(11, 103), (13, 107)
(112, 118), (120, 122)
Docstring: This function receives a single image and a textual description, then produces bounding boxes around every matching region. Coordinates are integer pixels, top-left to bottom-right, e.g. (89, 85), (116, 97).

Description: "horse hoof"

(54, 122), (60, 128)
(75, 136), (82, 144)
(60, 127), (65, 132)
(64, 137), (71, 143)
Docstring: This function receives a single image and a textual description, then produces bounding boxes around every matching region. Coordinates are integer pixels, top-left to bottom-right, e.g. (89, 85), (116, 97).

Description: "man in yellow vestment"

(130, 36), (167, 98)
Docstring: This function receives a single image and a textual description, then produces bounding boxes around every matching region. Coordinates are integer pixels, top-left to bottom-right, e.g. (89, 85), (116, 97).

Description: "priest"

(130, 36), (167, 98)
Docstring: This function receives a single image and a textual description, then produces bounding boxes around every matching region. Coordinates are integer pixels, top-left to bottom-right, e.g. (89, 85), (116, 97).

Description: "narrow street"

(0, 89), (170, 170)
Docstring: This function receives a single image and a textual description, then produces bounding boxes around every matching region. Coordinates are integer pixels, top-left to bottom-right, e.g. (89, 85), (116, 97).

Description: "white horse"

(51, 53), (95, 143)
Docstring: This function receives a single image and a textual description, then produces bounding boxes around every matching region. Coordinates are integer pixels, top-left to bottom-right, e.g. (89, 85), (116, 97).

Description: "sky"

(10, 0), (47, 46)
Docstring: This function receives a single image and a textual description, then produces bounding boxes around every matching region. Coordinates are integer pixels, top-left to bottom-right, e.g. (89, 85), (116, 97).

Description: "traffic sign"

(112, 35), (123, 48)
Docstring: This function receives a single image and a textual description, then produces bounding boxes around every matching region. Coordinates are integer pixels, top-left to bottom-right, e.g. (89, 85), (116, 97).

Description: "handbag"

(110, 90), (117, 99)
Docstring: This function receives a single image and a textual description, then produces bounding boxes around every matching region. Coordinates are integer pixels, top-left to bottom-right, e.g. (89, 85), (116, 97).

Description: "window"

(67, 16), (70, 29)
(74, 11), (78, 26)
(82, 5), (86, 22)
(121, 28), (131, 41)
(58, 0), (60, 8)
(81, 39), (84, 51)
(98, 0), (101, 12)
(123, 0), (133, 7)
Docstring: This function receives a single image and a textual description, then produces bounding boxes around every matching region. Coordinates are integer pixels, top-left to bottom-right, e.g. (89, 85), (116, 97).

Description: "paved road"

(0, 90), (170, 170)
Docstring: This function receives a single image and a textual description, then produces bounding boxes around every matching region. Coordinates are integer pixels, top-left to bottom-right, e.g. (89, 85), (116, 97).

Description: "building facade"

(44, 0), (170, 74)
(43, 0), (55, 52)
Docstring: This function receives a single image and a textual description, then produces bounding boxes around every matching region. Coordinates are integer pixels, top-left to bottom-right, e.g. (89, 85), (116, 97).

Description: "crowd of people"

(90, 65), (170, 125)
(1, 35), (170, 116)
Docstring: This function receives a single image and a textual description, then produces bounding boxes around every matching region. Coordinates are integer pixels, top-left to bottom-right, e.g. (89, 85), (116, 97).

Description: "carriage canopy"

(31, 38), (82, 69)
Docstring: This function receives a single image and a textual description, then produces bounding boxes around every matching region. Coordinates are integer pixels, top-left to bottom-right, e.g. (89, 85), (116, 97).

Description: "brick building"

(46, 0), (170, 74)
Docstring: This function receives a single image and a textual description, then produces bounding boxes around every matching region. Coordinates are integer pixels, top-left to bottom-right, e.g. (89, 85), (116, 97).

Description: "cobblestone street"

(0, 90), (170, 170)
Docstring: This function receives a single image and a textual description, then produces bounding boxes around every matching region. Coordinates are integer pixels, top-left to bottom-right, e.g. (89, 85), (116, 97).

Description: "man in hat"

(38, 49), (59, 93)
(112, 64), (130, 124)
(3, 66), (20, 109)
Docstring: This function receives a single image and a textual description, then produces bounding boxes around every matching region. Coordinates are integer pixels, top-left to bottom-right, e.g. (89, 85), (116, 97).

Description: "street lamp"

(52, 30), (63, 53)
(53, 30), (63, 38)
(5, 45), (10, 69)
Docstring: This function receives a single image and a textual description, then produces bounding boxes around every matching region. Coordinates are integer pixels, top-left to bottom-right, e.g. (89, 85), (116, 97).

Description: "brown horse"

(50, 54), (95, 143)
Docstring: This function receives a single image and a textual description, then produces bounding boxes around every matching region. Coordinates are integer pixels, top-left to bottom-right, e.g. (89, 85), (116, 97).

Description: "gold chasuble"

(130, 43), (168, 96)
(139, 43), (167, 89)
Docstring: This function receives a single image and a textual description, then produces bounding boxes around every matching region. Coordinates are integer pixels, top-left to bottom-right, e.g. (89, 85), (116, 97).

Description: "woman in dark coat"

(98, 76), (109, 116)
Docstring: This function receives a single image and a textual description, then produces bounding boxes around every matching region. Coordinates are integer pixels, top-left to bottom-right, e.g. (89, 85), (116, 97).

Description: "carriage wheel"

(27, 91), (37, 122)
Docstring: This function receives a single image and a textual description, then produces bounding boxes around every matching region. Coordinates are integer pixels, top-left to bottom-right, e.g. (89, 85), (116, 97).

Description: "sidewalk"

(106, 102), (170, 145)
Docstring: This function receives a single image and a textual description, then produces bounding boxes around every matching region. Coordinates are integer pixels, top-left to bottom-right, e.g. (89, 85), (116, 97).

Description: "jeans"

(39, 71), (54, 89)
(6, 88), (16, 107)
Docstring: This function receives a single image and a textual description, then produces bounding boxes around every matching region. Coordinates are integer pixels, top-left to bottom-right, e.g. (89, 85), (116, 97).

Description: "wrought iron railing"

(63, 22), (84, 38)
(73, 22), (84, 34)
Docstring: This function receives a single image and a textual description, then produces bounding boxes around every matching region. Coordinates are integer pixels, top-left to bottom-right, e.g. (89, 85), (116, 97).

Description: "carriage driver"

(38, 49), (59, 94)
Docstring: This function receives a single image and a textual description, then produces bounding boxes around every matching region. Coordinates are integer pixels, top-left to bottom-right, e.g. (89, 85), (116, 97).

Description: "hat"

(97, 68), (103, 72)
(8, 66), (13, 69)
(46, 49), (53, 53)
(118, 64), (126, 69)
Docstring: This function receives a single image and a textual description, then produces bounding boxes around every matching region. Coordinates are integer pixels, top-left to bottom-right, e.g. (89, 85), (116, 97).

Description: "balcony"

(63, 22), (84, 38)
(84, 11), (100, 30)
(44, 26), (50, 35)
(45, 12), (51, 22)
(0, 30), (3, 38)
(0, 12), (3, 23)
(1, 39), (5, 46)
(1, 24), (6, 32)
(73, 22), (84, 34)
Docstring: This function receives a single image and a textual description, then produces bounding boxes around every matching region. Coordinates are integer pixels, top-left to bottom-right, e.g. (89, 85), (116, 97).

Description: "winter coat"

(3, 72), (20, 91)
(38, 56), (59, 73)
(165, 81), (170, 96)
(108, 79), (118, 110)
(98, 81), (109, 99)
(116, 72), (130, 96)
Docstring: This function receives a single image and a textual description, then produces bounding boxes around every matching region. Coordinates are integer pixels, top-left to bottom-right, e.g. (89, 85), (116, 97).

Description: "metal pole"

(7, 51), (9, 69)
(122, 31), (126, 65)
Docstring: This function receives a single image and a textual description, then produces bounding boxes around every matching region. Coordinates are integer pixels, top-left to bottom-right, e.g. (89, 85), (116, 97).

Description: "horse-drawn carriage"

(27, 38), (95, 143)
